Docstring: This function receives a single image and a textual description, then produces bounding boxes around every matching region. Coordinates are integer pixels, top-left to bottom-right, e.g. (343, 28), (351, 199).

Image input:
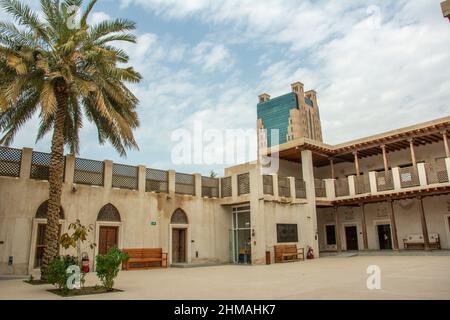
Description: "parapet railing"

(0, 146), (256, 199)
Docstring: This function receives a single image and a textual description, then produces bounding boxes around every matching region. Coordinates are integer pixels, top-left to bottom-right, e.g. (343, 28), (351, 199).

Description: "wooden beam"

(387, 200), (399, 250)
(354, 151), (360, 176)
(381, 145), (389, 172)
(443, 131), (450, 158)
(334, 206), (341, 252)
(360, 203), (368, 250)
(417, 196), (431, 251)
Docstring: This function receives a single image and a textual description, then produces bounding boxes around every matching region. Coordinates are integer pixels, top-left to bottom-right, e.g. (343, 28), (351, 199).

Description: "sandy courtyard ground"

(0, 256), (449, 300)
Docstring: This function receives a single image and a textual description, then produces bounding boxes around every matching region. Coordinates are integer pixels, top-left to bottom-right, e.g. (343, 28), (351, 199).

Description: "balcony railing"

(146, 168), (168, 193)
(238, 173), (250, 196)
(355, 175), (370, 194)
(175, 172), (195, 195)
(315, 179), (326, 197)
(263, 175), (274, 195)
(278, 176), (291, 198)
(202, 176), (219, 198)
(112, 163), (138, 190)
(221, 176), (232, 198)
(295, 179), (307, 199)
(399, 166), (420, 188)
(425, 161), (449, 184)
(334, 178), (349, 197)
(376, 170), (394, 191)
(30, 151), (51, 180)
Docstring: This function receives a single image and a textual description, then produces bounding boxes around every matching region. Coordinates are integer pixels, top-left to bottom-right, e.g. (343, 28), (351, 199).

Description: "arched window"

(97, 204), (121, 222)
(171, 209), (188, 224)
(35, 200), (65, 219)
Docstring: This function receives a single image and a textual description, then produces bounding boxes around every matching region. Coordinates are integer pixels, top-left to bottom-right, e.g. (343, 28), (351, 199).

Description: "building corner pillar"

(301, 150), (319, 257)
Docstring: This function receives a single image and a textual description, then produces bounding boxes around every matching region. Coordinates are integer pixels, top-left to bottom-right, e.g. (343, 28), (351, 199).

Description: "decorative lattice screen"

(202, 176), (219, 198)
(30, 151), (51, 180)
(145, 168), (168, 193)
(0, 147), (22, 178)
(112, 163), (138, 190)
(278, 176), (291, 197)
(295, 179), (306, 199)
(334, 178), (350, 197)
(221, 177), (232, 198)
(315, 179), (326, 197)
(425, 161), (449, 184)
(263, 175), (274, 195)
(376, 171), (394, 192)
(354, 175), (370, 194)
(237, 173), (250, 196)
(175, 172), (195, 195)
(74, 158), (104, 186)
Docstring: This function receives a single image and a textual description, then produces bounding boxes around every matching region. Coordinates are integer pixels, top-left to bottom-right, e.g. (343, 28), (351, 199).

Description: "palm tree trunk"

(40, 82), (68, 280)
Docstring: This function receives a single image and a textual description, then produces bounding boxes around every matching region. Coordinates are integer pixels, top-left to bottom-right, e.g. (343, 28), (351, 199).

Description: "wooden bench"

(122, 248), (168, 270)
(274, 245), (305, 263)
(403, 234), (441, 250)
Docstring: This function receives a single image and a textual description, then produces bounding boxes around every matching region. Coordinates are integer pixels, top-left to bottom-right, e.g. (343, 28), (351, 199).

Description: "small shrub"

(96, 247), (128, 291)
(47, 255), (78, 292)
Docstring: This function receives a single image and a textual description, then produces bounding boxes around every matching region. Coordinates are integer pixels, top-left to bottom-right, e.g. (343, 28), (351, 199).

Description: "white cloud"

(88, 11), (111, 25)
(191, 42), (234, 73)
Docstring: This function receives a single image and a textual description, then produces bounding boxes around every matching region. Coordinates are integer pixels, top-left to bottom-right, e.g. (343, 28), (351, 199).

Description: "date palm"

(0, 0), (141, 279)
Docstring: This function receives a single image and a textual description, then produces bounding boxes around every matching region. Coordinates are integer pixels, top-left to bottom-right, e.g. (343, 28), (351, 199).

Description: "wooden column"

(409, 139), (417, 168)
(381, 145), (389, 172)
(443, 131), (450, 158)
(417, 196), (431, 251)
(360, 203), (368, 250)
(353, 151), (360, 176)
(330, 158), (335, 179)
(334, 206), (341, 252)
(387, 200), (399, 250)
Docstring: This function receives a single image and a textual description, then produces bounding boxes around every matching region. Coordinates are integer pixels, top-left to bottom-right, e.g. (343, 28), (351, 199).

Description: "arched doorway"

(170, 209), (189, 264)
(31, 200), (65, 269)
(96, 204), (122, 255)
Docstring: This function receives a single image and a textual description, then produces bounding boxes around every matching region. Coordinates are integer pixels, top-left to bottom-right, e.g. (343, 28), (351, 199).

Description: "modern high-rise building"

(257, 82), (323, 151)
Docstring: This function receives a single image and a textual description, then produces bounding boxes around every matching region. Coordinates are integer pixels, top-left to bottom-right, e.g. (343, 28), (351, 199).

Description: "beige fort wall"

(0, 157), (231, 275)
(317, 194), (450, 252)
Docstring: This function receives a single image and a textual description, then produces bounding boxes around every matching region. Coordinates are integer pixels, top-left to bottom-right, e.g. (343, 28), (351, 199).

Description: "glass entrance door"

(231, 206), (251, 264)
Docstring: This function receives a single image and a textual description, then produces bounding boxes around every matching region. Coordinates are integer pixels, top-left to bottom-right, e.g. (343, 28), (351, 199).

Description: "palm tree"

(0, 0), (141, 279)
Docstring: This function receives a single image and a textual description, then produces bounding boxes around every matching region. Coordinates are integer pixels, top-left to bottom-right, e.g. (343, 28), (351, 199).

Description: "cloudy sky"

(2, 0), (450, 175)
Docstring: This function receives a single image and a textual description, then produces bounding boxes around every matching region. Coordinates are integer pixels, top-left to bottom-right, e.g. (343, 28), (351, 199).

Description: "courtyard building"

(0, 82), (449, 275)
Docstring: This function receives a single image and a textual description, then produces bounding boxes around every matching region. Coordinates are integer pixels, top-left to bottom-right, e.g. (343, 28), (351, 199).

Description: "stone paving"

(0, 256), (449, 300)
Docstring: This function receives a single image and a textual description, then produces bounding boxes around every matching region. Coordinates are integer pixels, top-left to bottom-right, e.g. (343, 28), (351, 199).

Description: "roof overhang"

(264, 116), (450, 167)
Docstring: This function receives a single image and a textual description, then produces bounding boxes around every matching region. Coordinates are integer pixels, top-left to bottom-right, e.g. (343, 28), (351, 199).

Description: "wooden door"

(35, 224), (61, 268)
(99, 226), (118, 255)
(345, 226), (359, 250)
(378, 225), (392, 250)
(172, 229), (187, 263)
